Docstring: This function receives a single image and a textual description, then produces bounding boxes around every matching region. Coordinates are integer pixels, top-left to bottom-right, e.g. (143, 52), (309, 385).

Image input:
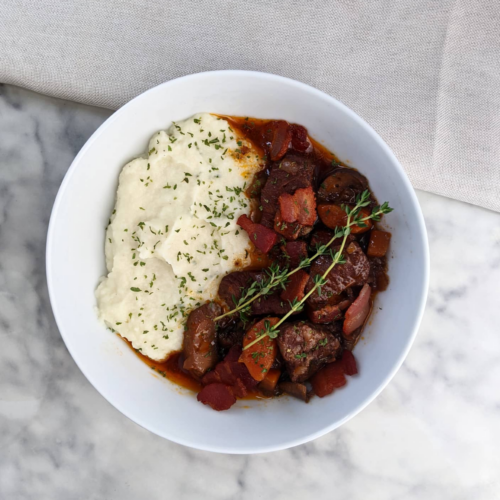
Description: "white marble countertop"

(1, 83), (499, 500)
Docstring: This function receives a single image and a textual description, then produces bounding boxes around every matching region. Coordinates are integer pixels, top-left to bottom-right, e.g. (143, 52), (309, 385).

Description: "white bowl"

(46, 70), (429, 454)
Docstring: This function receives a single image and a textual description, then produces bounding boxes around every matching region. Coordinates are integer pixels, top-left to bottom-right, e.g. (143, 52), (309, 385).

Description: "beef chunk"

(317, 167), (369, 205)
(217, 319), (245, 350)
(251, 291), (294, 316)
(342, 327), (362, 351)
(310, 230), (354, 251)
(367, 256), (389, 291)
(183, 302), (221, 379)
(260, 153), (316, 228)
(218, 271), (263, 311)
(277, 321), (341, 382)
(305, 242), (370, 308)
(279, 381), (310, 402)
(218, 270), (295, 316)
(282, 241), (308, 268)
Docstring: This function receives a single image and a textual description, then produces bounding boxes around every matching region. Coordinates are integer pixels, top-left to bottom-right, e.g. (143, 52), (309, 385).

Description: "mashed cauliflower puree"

(96, 114), (261, 361)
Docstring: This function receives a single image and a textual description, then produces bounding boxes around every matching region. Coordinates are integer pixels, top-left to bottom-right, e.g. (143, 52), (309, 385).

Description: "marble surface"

(1, 83), (499, 500)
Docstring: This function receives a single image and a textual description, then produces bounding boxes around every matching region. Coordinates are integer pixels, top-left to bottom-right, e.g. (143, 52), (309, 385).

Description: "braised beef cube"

(279, 381), (310, 402)
(217, 320), (245, 350)
(282, 241), (308, 268)
(277, 321), (341, 382)
(310, 230), (354, 252)
(307, 298), (351, 324)
(218, 271), (265, 311)
(342, 326), (362, 351)
(317, 167), (369, 205)
(251, 290), (294, 316)
(367, 256), (389, 291)
(324, 320), (344, 338)
(260, 153), (316, 228)
(183, 302), (221, 379)
(305, 242), (370, 308)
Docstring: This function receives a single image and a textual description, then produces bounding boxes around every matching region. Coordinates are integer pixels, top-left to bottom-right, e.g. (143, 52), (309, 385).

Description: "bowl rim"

(46, 69), (430, 454)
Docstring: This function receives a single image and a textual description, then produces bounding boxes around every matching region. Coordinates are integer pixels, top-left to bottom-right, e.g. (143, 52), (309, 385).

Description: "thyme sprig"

(216, 190), (387, 323)
(242, 191), (393, 350)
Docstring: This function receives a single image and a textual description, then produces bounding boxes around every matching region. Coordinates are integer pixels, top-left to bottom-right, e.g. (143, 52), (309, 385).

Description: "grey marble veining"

(0, 83), (499, 500)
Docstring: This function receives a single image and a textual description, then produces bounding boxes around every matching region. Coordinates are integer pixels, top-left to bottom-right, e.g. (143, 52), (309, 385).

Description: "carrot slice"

(317, 204), (347, 229)
(239, 317), (279, 381)
(367, 230), (391, 257)
(349, 208), (372, 234)
(318, 205), (372, 233)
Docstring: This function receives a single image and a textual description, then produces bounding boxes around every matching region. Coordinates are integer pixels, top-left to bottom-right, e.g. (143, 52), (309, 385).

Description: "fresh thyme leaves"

(242, 190), (393, 350)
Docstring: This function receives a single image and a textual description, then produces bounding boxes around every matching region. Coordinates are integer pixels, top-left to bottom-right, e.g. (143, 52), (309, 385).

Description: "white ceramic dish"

(46, 70), (429, 454)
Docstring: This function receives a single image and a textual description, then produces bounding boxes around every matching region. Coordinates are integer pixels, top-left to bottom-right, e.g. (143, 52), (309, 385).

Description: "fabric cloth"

(1, 0), (499, 212)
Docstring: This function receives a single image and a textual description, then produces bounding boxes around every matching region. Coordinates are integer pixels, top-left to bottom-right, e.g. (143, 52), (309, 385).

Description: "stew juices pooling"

(125, 116), (391, 411)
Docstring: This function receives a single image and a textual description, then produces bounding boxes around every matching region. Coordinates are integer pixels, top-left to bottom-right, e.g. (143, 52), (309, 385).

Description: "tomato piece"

(197, 383), (236, 411)
(239, 317), (279, 381)
(367, 230), (391, 257)
(237, 214), (278, 253)
(310, 362), (347, 398)
(340, 350), (358, 375)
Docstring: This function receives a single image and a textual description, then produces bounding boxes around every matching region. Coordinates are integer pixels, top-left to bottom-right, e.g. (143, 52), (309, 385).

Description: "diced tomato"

(268, 120), (292, 161)
(274, 210), (301, 240)
(343, 284), (372, 335)
(293, 187), (316, 225)
(239, 317), (279, 382)
(236, 213), (254, 232)
(258, 368), (281, 394)
(278, 192), (297, 223)
(237, 214), (278, 253)
(280, 270), (309, 303)
(310, 362), (347, 398)
(340, 350), (358, 376)
(197, 383), (237, 411)
(367, 230), (391, 257)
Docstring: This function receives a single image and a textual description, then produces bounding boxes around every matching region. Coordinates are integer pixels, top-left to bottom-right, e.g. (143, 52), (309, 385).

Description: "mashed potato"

(96, 114), (262, 361)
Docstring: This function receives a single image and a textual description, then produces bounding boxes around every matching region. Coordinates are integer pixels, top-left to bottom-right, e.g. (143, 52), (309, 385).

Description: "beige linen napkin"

(1, 0), (499, 211)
